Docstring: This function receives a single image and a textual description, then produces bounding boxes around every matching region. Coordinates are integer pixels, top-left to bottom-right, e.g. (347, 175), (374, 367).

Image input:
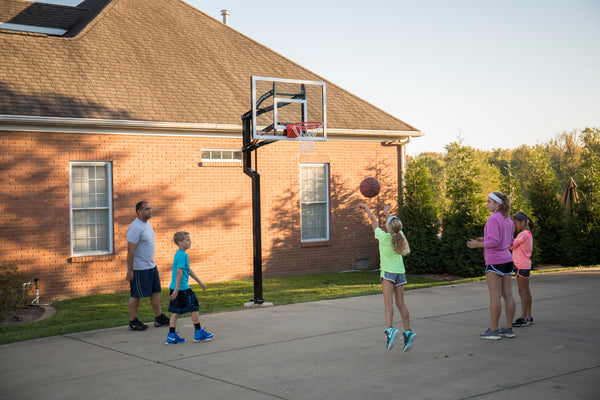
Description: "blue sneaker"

(165, 332), (186, 345)
(384, 327), (399, 351)
(480, 328), (501, 340)
(402, 330), (417, 352)
(500, 327), (515, 338)
(194, 328), (215, 342)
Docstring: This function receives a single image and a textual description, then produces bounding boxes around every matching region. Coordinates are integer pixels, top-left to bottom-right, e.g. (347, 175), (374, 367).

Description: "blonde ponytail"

(388, 218), (410, 256)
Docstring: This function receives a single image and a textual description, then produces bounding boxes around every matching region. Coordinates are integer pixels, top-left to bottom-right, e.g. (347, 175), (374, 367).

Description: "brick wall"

(0, 131), (400, 300)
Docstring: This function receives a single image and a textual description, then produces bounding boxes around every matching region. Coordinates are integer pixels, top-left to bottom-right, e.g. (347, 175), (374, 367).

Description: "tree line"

(399, 127), (600, 277)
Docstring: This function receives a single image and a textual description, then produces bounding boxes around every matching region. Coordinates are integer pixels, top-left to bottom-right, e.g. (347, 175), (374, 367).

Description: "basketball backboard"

(250, 76), (326, 141)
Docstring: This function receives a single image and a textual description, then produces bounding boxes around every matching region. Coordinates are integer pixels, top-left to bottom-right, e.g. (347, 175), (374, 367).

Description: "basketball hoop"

(286, 122), (323, 153)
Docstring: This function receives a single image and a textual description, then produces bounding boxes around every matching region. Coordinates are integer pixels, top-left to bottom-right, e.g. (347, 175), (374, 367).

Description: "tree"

(563, 129), (600, 265)
(415, 152), (447, 216)
(488, 148), (529, 214)
(545, 130), (582, 185)
(439, 143), (488, 277)
(399, 158), (440, 274)
(527, 149), (562, 264)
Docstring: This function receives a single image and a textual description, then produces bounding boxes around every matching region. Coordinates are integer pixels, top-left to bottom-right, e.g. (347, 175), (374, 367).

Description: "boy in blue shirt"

(166, 231), (215, 344)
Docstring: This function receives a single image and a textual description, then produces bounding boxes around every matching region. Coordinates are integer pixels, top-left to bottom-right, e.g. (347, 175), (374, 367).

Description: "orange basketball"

(360, 177), (381, 198)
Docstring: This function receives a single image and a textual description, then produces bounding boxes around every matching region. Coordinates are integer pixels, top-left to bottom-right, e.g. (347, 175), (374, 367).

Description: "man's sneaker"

(129, 318), (148, 331)
(384, 327), (399, 351)
(513, 317), (530, 327)
(165, 332), (186, 344)
(500, 327), (516, 338)
(402, 330), (417, 352)
(194, 328), (215, 342)
(154, 314), (170, 327)
(480, 328), (501, 340)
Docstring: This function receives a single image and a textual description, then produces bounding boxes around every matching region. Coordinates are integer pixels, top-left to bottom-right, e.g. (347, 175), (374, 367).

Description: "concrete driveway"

(1, 268), (598, 399)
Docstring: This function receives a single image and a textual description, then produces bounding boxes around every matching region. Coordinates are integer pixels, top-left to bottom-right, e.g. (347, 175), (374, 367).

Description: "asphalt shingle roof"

(0, 0), (419, 133)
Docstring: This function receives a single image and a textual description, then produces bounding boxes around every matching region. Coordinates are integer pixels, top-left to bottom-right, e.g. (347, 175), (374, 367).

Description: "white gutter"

(0, 114), (423, 141)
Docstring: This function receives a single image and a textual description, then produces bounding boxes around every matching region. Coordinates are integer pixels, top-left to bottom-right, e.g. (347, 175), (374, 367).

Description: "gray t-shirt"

(126, 218), (156, 270)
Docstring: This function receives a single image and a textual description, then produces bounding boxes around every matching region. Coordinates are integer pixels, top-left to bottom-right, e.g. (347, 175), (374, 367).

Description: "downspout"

(383, 138), (411, 203)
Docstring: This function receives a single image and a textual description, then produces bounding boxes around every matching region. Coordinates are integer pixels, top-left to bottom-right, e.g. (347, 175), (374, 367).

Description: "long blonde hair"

(388, 218), (410, 256)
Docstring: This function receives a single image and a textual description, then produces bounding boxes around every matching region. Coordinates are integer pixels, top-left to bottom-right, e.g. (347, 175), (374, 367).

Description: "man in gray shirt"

(126, 201), (169, 330)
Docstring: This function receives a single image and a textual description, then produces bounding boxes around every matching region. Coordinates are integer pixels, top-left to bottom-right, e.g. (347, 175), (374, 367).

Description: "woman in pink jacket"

(510, 211), (534, 327)
(467, 192), (516, 340)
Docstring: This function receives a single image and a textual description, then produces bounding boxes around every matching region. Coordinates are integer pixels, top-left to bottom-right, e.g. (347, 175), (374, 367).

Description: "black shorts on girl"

(130, 267), (162, 298)
(381, 271), (407, 287)
(168, 288), (200, 314)
(485, 261), (514, 276)
(515, 268), (531, 278)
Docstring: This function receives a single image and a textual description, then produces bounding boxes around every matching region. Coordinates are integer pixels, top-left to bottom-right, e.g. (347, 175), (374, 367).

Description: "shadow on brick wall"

(262, 156), (398, 277)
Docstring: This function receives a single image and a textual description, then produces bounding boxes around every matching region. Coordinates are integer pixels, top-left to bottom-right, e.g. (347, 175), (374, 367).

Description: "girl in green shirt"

(358, 203), (417, 352)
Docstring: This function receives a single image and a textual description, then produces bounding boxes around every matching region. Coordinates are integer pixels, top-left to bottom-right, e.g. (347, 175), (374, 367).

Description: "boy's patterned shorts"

(168, 288), (199, 314)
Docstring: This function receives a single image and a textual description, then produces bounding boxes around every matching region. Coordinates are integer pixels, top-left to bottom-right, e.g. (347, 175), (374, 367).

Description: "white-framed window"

(201, 149), (243, 162)
(69, 162), (113, 256)
(300, 163), (329, 241)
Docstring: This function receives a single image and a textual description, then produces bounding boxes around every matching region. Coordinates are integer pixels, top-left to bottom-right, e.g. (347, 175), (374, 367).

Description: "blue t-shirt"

(170, 249), (190, 291)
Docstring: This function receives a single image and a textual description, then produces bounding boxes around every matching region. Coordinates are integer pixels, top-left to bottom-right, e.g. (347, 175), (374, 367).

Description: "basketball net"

(287, 122), (323, 153)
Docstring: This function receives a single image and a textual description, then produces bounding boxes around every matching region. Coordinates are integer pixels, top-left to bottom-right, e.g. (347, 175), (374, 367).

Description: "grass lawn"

(0, 266), (590, 345)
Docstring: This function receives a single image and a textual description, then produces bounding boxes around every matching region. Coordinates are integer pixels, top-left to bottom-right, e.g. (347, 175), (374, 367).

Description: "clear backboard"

(251, 76), (326, 142)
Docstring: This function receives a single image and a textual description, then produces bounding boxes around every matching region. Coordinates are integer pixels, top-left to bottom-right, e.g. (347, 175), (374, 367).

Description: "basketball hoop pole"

(240, 76), (325, 307)
(241, 115), (265, 305)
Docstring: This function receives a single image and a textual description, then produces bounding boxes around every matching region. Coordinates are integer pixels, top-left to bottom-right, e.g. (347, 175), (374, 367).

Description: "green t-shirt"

(375, 227), (405, 275)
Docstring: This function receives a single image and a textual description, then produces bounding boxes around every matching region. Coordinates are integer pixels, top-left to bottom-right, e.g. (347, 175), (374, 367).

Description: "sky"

(184, 0), (600, 155)
(43, 0), (600, 155)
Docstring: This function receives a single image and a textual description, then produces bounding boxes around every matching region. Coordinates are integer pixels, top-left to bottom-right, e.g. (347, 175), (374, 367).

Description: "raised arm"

(357, 203), (379, 232)
(383, 204), (392, 220)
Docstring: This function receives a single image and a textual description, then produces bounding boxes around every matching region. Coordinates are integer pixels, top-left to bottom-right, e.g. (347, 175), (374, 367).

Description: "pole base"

(244, 301), (274, 308)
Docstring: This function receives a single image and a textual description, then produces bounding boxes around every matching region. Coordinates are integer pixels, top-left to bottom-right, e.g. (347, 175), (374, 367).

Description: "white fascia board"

(0, 114), (423, 141)
(327, 128), (424, 142)
(0, 115), (242, 138)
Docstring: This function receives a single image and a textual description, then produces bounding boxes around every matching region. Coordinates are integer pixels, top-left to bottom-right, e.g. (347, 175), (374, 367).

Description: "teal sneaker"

(384, 327), (399, 351)
(402, 330), (417, 352)
(165, 332), (186, 345)
(194, 328), (215, 342)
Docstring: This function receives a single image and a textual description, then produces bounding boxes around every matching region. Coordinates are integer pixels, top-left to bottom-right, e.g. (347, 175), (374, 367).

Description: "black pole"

(242, 115), (264, 304)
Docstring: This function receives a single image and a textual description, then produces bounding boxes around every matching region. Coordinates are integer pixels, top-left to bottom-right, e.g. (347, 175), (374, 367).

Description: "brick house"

(0, 0), (423, 300)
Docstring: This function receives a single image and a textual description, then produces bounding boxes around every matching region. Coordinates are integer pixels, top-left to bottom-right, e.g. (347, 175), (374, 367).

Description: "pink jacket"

(483, 211), (514, 265)
(511, 230), (533, 269)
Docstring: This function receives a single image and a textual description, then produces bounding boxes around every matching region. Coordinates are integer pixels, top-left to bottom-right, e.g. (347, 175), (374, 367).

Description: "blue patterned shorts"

(381, 271), (407, 287)
(168, 288), (199, 314)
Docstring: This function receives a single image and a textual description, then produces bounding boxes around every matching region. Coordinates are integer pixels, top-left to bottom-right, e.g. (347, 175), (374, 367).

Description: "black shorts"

(485, 261), (514, 276)
(168, 288), (199, 314)
(130, 267), (161, 298)
(515, 268), (531, 278)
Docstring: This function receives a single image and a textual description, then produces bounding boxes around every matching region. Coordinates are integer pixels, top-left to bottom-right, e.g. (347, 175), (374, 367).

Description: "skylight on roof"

(32, 0), (83, 5)
(0, 22), (67, 36)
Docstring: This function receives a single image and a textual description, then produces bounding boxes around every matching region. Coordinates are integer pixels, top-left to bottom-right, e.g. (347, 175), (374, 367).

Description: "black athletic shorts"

(485, 261), (514, 276)
(168, 288), (199, 314)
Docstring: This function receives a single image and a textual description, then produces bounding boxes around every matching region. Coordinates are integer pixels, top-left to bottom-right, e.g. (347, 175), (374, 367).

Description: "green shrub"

(528, 151), (563, 264)
(0, 264), (34, 317)
(400, 158), (441, 274)
(439, 143), (488, 277)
